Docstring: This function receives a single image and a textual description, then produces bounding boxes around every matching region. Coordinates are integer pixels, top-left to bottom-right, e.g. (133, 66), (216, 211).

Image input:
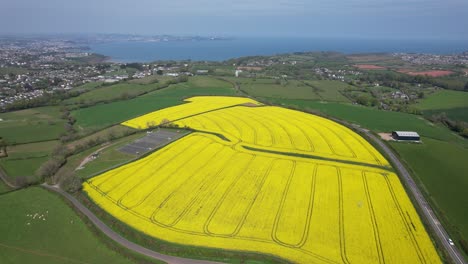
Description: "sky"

(1, 0), (468, 39)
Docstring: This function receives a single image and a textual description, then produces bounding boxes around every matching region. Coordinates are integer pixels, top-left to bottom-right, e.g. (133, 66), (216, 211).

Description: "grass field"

(235, 78), (321, 100)
(54, 131), (145, 182)
(226, 78), (351, 102)
(0, 154), (49, 178)
(416, 90), (468, 122)
(304, 80), (352, 102)
(65, 82), (162, 105)
(84, 97), (440, 263)
(70, 124), (135, 145)
(0, 187), (135, 264)
(0, 106), (65, 144)
(72, 76), (237, 132)
(423, 107), (468, 123)
(263, 99), (460, 143)
(0, 181), (11, 194)
(71, 81), (103, 92)
(391, 138), (468, 242)
(75, 135), (143, 179)
(0, 141), (60, 178)
(417, 90), (468, 110)
(128, 75), (173, 85)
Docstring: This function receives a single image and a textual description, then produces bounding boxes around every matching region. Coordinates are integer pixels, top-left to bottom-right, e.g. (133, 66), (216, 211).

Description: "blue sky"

(1, 0), (467, 39)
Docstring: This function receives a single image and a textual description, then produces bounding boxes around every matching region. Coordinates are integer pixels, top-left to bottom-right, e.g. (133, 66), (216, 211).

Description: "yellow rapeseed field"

(84, 96), (441, 263)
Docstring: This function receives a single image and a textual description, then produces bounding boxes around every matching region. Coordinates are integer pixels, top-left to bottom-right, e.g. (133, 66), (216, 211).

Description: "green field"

(304, 80), (352, 102)
(72, 76), (237, 132)
(0, 141), (60, 178)
(0, 187), (135, 264)
(417, 90), (468, 110)
(416, 90), (468, 122)
(65, 81), (165, 105)
(0, 181), (11, 194)
(0, 154), (49, 178)
(391, 138), (468, 241)
(0, 106), (65, 144)
(235, 78), (321, 100)
(71, 81), (103, 92)
(128, 75), (172, 85)
(225, 77), (351, 102)
(264, 98), (459, 142)
(423, 107), (468, 123)
(75, 134), (142, 179)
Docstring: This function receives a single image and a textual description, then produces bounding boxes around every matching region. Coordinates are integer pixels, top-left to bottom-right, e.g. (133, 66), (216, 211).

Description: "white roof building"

(393, 131), (420, 137)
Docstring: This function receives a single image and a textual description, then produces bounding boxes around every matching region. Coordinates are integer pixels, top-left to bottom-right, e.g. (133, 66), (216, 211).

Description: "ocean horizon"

(89, 37), (468, 62)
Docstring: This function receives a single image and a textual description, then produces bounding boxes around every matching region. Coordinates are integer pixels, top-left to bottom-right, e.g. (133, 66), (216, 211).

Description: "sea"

(89, 37), (468, 62)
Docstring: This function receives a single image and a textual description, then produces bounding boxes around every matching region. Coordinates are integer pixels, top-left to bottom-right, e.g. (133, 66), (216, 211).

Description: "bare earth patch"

(240, 102), (262, 107)
(378, 133), (394, 141)
(397, 70), (454, 77)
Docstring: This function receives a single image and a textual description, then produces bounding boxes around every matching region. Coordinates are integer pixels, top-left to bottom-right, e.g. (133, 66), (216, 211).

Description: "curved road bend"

(359, 129), (466, 264)
(41, 184), (223, 264)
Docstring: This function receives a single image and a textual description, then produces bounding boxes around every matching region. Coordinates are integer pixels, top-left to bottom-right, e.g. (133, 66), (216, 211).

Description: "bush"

(61, 174), (82, 193)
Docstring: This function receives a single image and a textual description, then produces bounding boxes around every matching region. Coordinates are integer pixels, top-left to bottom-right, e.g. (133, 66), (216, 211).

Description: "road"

(359, 128), (466, 264)
(42, 184), (224, 264)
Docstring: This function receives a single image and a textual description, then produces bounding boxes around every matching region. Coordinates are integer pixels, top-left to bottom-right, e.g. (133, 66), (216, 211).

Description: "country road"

(41, 184), (224, 264)
(359, 128), (467, 264)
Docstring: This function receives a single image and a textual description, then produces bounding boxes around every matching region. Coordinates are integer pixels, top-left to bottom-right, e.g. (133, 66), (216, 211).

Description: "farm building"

(392, 131), (420, 141)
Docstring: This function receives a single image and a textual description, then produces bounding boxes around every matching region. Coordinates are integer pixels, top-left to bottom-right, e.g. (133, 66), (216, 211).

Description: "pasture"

(0, 141), (60, 178)
(263, 98), (461, 143)
(416, 90), (468, 110)
(0, 187), (135, 264)
(416, 90), (468, 122)
(228, 77), (351, 102)
(391, 138), (468, 241)
(84, 96), (440, 264)
(65, 82), (162, 105)
(236, 78), (321, 100)
(0, 106), (65, 144)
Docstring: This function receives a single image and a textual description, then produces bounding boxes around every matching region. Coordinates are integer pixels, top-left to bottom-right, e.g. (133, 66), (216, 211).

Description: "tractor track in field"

(41, 184), (224, 264)
(358, 128), (467, 264)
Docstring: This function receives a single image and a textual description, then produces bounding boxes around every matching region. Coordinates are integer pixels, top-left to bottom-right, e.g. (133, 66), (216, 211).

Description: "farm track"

(41, 184), (224, 264)
(359, 129), (467, 264)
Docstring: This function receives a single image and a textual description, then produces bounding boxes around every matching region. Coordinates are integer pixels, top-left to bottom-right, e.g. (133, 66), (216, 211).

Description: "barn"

(392, 131), (420, 141)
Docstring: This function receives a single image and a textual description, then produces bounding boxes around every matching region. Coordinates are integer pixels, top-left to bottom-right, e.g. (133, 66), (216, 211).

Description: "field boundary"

(241, 145), (393, 171)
